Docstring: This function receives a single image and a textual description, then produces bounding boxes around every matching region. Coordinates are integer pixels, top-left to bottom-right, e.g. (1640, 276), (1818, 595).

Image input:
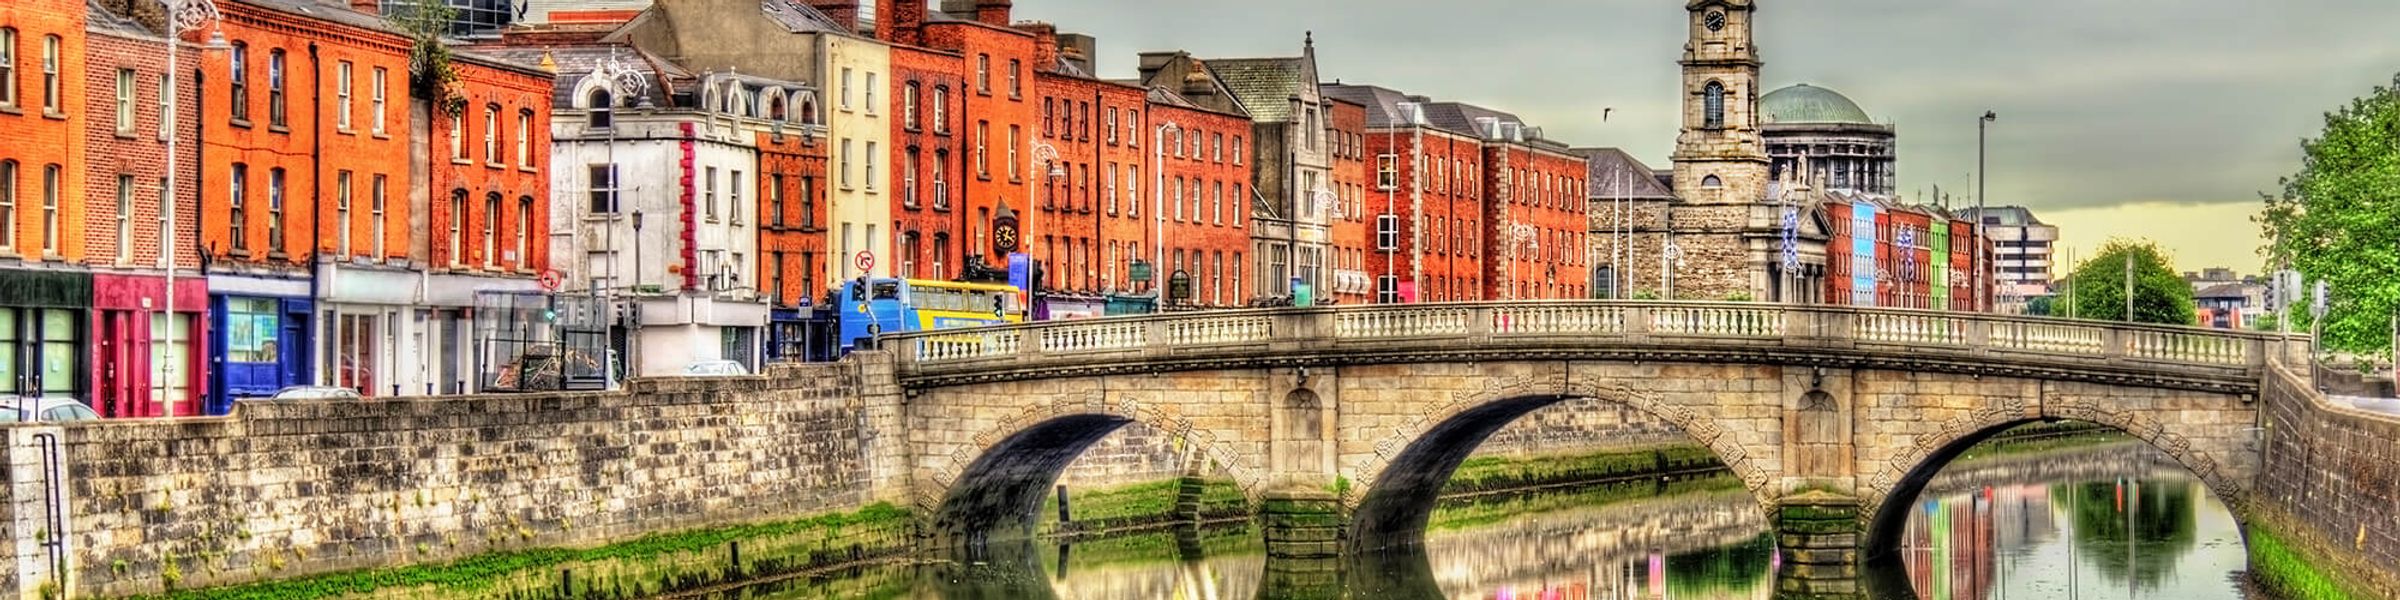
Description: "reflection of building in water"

(1989, 484), (2057, 549)
(1905, 492), (2001, 600)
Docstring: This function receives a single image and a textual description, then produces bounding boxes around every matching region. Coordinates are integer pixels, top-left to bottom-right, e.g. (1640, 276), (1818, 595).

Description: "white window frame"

(370, 67), (387, 134)
(114, 69), (136, 134)
(334, 61), (352, 130)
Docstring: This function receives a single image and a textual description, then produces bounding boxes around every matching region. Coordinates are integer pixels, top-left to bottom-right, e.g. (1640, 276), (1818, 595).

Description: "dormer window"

(587, 88), (614, 129)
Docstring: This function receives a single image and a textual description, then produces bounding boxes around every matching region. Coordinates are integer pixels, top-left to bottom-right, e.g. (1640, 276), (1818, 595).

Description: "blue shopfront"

(206, 275), (314, 415)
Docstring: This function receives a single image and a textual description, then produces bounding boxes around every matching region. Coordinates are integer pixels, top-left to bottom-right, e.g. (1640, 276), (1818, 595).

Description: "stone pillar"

(1257, 554), (1344, 600)
(1260, 490), (1344, 559)
(1776, 491), (1862, 598)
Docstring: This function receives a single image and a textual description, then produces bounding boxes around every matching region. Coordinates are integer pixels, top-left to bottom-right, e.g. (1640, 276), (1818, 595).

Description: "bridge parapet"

(887, 301), (2288, 393)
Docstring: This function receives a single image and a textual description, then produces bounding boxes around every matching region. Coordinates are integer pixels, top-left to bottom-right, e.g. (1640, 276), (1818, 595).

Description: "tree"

(2025, 295), (2056, 317)
(2257, 74), (2400, 354)
(2062, 240), (2196, 325)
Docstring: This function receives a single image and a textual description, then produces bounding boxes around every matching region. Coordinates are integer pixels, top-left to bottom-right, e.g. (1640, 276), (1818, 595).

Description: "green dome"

(1761, 84), (1873, 124)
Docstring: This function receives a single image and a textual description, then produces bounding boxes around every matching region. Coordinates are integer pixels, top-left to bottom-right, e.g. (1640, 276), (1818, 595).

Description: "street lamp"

(1151, 121), (1179, 298)
(1977, 110), (1997, 312)
(157, 0), (226, 418)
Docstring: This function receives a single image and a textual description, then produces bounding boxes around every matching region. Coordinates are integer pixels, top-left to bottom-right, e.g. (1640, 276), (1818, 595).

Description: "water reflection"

(1894, 444), (2252, 600)
(708, 443), (2257, 599)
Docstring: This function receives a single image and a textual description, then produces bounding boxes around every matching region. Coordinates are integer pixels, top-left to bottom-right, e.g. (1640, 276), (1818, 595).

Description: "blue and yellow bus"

(833, 278), (1027, 352)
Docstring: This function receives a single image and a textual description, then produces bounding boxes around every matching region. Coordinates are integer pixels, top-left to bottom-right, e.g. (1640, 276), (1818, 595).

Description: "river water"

(708, 440), (2260, 599)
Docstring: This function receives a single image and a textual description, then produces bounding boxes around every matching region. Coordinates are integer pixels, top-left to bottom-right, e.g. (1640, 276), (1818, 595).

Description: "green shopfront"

(0, 268), (91, 404)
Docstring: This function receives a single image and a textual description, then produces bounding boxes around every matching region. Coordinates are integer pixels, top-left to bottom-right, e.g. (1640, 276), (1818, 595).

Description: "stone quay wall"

(2255, 362), (2400, 597)
(0, 354), (911, 599)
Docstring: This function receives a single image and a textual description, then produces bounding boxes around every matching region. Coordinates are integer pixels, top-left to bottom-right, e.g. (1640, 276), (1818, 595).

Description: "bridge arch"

(1861, 401), (2254, 559)
(1348, 373), (1776, 548)
(921, 389), (1266, 545)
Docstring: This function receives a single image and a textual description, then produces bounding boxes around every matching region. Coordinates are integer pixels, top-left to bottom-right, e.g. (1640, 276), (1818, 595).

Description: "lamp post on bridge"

(156, 0), (227, 417)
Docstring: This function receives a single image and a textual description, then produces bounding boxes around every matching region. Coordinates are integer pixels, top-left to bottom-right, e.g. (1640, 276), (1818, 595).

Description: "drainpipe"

(307, 41), (324, 387)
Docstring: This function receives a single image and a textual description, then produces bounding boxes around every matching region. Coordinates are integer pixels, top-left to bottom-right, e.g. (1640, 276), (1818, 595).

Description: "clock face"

(1704, 10), (1727, 32)
(994, 225), (1019, 253)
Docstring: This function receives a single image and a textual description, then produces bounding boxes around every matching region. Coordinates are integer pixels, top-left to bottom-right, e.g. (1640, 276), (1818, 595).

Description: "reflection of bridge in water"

(1917, 439), (2188, 499)
(1407, 487), (1770, 597)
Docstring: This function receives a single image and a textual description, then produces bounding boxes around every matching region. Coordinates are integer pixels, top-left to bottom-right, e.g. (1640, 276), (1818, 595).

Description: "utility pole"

(1977, 111), (1997, 312)
(2123, 251), (2134, 323)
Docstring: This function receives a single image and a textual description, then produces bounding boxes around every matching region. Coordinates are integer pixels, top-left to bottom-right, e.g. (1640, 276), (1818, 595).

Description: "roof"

(1204, 57), (1306, 122)
(231, 0), (409, 38)
(474, 43), (687, 107)
(1575, 148), (1677, 200)
(85, 0), (155, 38)
(1955, 206), (2049, 227)
(2196, 282), (2258, 300)
(756, 0), (851, 34)
(1762, 84), (1873, 124)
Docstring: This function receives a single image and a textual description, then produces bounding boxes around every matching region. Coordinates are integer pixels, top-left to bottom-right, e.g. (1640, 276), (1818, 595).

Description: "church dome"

(1762, 84), (1873, 124)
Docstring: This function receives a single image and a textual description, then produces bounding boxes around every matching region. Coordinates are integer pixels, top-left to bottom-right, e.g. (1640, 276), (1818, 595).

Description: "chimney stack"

(1015, 22), (1058, 74)
(805, 0), (861, 32)
(974, 0), (1011, 27)
(877, 0), (923, 44)
(1057, 33), (1096, 74)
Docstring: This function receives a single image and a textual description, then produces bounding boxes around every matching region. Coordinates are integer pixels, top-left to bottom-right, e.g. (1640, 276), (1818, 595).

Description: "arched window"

(1703, 81), (1726, 129)
(1702, 174), (1724, 189)
(766, 92), (787, 121)
(800, 98), (820, 126)
(586, 88), (613, 128)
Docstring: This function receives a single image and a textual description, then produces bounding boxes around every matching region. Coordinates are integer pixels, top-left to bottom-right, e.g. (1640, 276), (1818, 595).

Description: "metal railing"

(883, 301), (2287, 383)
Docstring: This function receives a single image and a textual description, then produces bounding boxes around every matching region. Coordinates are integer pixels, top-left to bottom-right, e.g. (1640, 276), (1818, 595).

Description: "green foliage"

(2257, 73), (2400, 354)
(1721, 291), (1754, 302)
(2247, 525), (2361, 600)
(135, 503), (912, 600)
(2062, 239), (2197, 325)
(2024, 295), (2055, 317)
(385, 1), (464, 115)
(1444, 443), (1722, 495)
(1631, 290), (1661, 300)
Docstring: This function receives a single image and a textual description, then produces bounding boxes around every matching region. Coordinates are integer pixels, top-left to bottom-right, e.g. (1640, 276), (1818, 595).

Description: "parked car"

(683, 360), (750, 376)
(0, 396), (100, 423)
(270, 386), (363, 400)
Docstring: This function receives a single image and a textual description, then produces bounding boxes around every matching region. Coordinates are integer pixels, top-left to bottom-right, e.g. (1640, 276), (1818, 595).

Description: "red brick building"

(1144, 87), (1252, 310)
(757, 105), (831, 308)
(81, 0), (209, 417)
(1324, 95), (1370, 305)
(881, 38), (966, 282)
(1481, 139), (1588, 300)
(912, 4), (1038, 276)
(424, 54), (553, 276)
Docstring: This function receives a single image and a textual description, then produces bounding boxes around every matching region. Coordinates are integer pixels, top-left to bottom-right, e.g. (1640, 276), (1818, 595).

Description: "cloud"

(1009, 0), (2399, 263)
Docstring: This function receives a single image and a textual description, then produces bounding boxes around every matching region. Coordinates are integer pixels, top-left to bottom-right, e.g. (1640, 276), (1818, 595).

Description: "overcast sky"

(1011, 0), (2400, 273)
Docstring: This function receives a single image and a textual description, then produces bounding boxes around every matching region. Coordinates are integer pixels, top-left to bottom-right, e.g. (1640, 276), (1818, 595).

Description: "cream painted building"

(822, 33), (893, 283)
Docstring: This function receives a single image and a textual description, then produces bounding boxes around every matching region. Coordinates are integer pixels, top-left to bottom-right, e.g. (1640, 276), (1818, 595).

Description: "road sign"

(1130, 260), (1153, 283)
(537, 270), (565, 291)
(853, 251), (875, 274)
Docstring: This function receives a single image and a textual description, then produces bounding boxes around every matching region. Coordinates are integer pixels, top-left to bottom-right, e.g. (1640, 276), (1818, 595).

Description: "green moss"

(1429, 474), (1744, 532)
(137, 503), (912, 600)
(1444, 443), (1724, 495)
(2248, 525), (2361, 600)
(1041, 478), (1247, 534)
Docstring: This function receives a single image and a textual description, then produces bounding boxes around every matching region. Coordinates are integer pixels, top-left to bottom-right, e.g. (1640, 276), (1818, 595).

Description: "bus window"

(872, 281), (903, 301)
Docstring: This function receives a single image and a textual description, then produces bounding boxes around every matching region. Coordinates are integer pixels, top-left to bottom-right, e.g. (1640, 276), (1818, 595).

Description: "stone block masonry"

(2253, 362), (2400, 598)
(0, 353), (911, 599)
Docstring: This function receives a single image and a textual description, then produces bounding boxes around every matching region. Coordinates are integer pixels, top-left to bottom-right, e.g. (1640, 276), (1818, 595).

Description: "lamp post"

(1029, 140), (1060, 303)
(158, 0), (225, 418)
(1151, 121), (1179, 300)
(1976, 110), (1996, 312)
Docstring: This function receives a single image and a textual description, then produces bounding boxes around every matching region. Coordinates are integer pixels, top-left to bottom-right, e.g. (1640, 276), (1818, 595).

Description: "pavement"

(2331, 394), (2400, 416)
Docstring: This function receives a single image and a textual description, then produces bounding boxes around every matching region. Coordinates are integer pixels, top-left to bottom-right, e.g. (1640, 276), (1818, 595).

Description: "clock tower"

(1671, 0), (1770, 205)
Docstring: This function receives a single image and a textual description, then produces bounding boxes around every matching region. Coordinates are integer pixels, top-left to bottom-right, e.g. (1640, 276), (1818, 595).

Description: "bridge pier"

(1776, 491), (1864, 598)
(1260, 489), (1346, 559)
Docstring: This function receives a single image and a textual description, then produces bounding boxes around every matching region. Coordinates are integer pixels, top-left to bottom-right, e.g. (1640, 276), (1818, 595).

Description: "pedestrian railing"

(883, 301), (2290, 386)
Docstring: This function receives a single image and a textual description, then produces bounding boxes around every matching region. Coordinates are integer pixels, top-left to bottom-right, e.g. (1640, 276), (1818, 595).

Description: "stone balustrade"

(884, 301), (2283, 392)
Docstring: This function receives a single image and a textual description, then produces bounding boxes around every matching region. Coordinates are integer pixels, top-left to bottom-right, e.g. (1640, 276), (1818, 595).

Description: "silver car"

(683, 360), (750, 376)
(270, 386), (364, 400)
(0, 396), (100, 423)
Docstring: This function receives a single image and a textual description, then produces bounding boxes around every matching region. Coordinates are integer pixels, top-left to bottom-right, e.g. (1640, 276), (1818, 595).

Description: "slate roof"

(232, 0), (408, 38)
(85, 0), (154, 37)
(1204, 57), (1305, 123)
(2196, 282), (2258, 301)
(1575, 148), (1678, 200)
(757, 0), (851, 34)
(1420, 102), (1523, 139)
(475, 43), (686, 107)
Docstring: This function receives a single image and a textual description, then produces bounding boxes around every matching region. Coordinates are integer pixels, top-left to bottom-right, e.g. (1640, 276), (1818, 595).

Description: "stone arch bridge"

(878, 301), (2299, 571)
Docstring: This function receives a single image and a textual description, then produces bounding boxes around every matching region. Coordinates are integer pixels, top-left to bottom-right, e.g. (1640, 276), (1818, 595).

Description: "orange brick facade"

(198, 3), (411, 268)
(886, 43), (966, 281)
(1, 0), (90, 261)
(424, 57), (552, 275)
(1325, 97), (1370, 305)
(1146, 100), (1251, 308)
(1364, 127), (1491, 302)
